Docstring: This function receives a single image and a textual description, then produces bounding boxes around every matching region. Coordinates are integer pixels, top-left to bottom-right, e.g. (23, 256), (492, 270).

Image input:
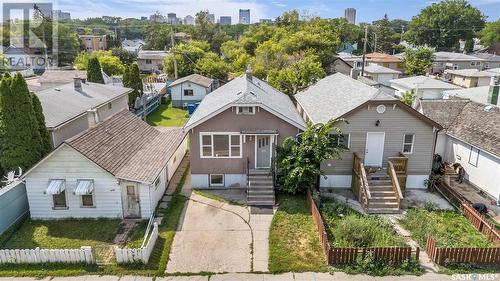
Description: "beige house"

(430, 52), (484, 74)
(137, 50), (168, 74)
(79, 35), (107, 53)
(445, 69), (497, 88)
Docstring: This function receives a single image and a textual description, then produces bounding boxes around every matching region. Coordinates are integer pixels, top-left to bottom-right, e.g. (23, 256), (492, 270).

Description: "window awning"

(74, 180), (94, 195)
(46, 179), (65, 195)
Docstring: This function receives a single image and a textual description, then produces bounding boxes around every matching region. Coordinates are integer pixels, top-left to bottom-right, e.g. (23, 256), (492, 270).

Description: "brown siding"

(189, 107), (300, 174)
(322, 103), (436, 175)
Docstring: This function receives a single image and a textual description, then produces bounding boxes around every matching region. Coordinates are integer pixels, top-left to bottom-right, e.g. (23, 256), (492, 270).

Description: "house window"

(184, 89), (194, 96)
(107, 102), (112, 109)
(145, 59), (152, 64)
(330, 134), (350, 149)
(200, 133), (241, 158)
(402, 134), (415, 154)
(468, 146), (480, 167)
(81, 194), (94, 207)
(53, 191), (67, 209)
(471, 61), (476, 66)
(236, 106), (255, 115)
(209, 174), (224, 186)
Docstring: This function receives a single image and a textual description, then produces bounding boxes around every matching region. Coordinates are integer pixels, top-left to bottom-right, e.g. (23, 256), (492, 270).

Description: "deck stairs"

(366, 172), (400, 214)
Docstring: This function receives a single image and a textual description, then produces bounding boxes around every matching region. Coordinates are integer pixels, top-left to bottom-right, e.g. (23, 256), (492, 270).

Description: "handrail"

(360, 162), (371, 199)
(353, 153), (371, 203)
(141, 212), (155, 248)
(388, 161), (404, 202)
(246, 157), (250, 188)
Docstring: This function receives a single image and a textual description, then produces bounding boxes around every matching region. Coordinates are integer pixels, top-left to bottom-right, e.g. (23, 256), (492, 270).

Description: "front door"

(124, 185), (141, 218)
(365, 132), (385, 167)
(256, 135), (271, 168)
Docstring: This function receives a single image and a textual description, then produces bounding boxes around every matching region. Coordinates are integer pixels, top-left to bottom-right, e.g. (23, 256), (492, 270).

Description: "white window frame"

(330, 133), (350, 149)
(200, 133), (242, 158)
(402, 134), (415, 154)
(209, 174), (225, 187)
(468, 146), (480, 167)
(236, 106), (255, 115)
(184, 89), (194, 96)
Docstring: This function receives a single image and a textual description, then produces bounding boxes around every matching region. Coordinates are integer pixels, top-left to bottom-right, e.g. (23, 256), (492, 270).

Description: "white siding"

(167, 136), (188, 182)
(443, 136), (500, 202)
(170, 82), (209, 106)
(96, 95), (128, 122)
(50, 114), (89, 148)
(25, 145), (123, 219)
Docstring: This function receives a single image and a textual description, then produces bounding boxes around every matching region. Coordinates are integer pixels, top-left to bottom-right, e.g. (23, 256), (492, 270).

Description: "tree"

(464, 38), (474, 53)
(400, 90), (416, 106)
(111, 47), (137, 65)
(30, 93), (52, 155)
(123, 64), (143, 108)
(405, 0), (486, 50)
(403, 47), (435, 75)
(275, 119), (345, 194)
(373, 14), (397, 53)
(86, 57), (105, 84)
(194, 53), (231, 81)
(74, 51), (125, 76)
(479, 20), (500, 47)
(163, 41), (210, 78)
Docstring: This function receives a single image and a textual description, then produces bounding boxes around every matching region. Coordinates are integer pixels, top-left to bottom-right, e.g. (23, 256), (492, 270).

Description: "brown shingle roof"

(420, 100), (469, 129)
(66, 110), (185, 183)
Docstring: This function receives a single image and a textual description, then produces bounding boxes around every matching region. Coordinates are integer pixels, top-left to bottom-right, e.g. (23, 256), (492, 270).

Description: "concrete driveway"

(166, 192), (253, 273)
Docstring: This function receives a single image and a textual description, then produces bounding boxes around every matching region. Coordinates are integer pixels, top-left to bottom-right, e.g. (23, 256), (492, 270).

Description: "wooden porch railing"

(387, 152), (408, 191)
(352, 153), (371, 208)
(387, 161), (403, 209)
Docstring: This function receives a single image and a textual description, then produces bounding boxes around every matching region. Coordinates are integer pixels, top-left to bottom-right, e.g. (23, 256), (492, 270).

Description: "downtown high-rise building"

(344, 8), (356, 24)
(219, 16), (232, 25)
(239, 9), (250, 24)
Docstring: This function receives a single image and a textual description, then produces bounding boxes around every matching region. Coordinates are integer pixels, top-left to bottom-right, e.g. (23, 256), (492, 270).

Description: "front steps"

(366, 175), (400, 214)
(247, 169), (274, 206)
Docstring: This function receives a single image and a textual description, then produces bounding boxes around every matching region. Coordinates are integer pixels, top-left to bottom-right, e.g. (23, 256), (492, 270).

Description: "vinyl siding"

(49, 114), (89, 148)
(96, 95), (128, 122)
(25, 145), (124, 219)
(170, 83), (210, 107)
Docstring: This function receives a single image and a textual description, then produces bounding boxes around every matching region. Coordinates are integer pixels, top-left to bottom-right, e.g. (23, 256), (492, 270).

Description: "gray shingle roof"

(389, 76), (461, 90)
(295, 73), (395, 123)
(169, 73), (213, 88)
(35, 82), (132, 128)
(446, 68), (496, 78)
(183, 74), (306, 130)
(66, 110), (186, 183)
(38, 70), (87, 84)
(363, 64), (401, 74)
(434, 51), (484, 62)
(472, 53), (500, 62)
(443, 86), (498, 106)
(137, 50), (168, 60)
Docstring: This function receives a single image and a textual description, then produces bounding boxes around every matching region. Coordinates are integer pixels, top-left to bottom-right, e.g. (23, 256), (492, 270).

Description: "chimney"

(350, 68), (360, 79)
(74, 76), (82, 91)
(488, 76), (499, 106)
(245, 64), (253, 81)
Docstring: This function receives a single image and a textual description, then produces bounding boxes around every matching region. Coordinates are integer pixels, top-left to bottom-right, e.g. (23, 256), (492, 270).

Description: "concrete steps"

(247, 169), (274, 206)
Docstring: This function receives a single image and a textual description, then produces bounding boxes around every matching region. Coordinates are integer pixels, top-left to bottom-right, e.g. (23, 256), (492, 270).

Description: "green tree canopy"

(479, 20), (500, 47)
(403, 47), (435, 75)
(31, 93), (52, 155)
(163, 40), (211, 78)
(405, 0), (486, 50)
(194, 53), (231, 81)
(373, 14), (397, 53)
(86, 57), (105, 84)
(74, 50), (125, 76)
(123, 64), (143, 108)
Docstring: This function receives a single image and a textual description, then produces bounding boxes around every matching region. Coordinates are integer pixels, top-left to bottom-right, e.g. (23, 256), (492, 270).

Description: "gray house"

(183, 69), (306, 206)
(169, 74), (215, 107)
(296, 73), (442, 213)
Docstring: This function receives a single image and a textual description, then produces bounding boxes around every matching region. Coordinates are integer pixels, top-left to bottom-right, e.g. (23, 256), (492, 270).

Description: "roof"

(419, 100), (469, 129)
(485, 68), (500, 75)
(365, 52), (402, 63)
(422, 100), (500, 158)
(183, 74), (306, 131)
(65, 110), (186, 183)
(446, 68), (496, 78)
(363, 64), (401, 74)
(434, 51), (484, 62)
(472, 53), (500, 62)
(443, 86), (499, 106)
(121, 39), (144, 47)
(137, 50), (168, 60)
(295, 73), (395, 123)
(39, 70), (87, 84)
(169, 74), (213, 88)
(35, 82), (132, 128)
(389, 76), (461, 90)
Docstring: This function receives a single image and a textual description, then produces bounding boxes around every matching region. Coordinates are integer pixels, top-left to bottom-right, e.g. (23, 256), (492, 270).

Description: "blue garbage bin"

(187, 104), (196, 115)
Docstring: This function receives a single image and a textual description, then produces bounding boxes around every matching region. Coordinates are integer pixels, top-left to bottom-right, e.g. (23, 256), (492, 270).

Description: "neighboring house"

(27, 69), (121, 92)
(169, 74), (216, 107)
(183, 70), (306, 189)
(472, 53), (500, 70)
(2, 45), (46, 72)
(295, 73), (442, 191)
(331, 57), (353, 76)
(430, 52), (484, 74)
(362, 64), (401, 83)
(364, 52), (404, 72)
(137, 50), (168, 74)
(445, 69), (497, 88)
(419, 99), (500, 204)
(79, 35), (107, 53)
(23, 110), (187, 219)
(35, 78), (131, 147)
(389, 75), (461, 99)
(121, 39), (145, 54)
(443, 79), (500, 106)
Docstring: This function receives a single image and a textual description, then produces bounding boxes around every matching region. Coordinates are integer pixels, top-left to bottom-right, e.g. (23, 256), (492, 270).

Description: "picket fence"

(115, 223), (159, 264)
(426, 236), (500, 266)
(0, 246), (93, 264)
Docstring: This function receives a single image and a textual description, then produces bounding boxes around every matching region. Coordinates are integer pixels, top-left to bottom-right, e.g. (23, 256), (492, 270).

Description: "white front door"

(256, 135), (271, 168)
(124, 184), (141, 218)
(365, 132), (385, 167)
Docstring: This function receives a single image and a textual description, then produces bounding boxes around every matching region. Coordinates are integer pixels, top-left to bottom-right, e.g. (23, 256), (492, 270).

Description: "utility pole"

(401, 25), (405, 41)
(374, 33), (378, 53)
(170, 28), (178, 79)
(361, 25), (368, 76)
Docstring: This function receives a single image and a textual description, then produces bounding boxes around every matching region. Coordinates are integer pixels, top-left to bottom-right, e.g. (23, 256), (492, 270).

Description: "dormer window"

(236, 106), (255, 115)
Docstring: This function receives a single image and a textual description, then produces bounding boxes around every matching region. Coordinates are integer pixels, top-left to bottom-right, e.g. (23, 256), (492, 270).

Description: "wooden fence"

(426, 236), (500, 266)
(306, 190), (418, 265)
(115, 223), (159, 264)
(0, 246), (93, 264)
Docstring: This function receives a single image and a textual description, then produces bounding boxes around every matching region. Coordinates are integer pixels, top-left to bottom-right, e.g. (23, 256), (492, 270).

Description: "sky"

(53, 0), (500, 23)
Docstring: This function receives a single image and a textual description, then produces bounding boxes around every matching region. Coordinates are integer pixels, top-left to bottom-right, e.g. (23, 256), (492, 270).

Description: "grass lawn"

(400, 208), (493, 248)
(146, 103), (189, 127)
(320, 198), (406, 248)
(268, 193), (327, 273)
(1, 219), (121, 249)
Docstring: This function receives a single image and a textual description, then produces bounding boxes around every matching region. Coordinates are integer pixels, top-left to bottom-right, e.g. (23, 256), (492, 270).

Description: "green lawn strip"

(399, 208), (493, 248)
(146, 103), (189, 127)
(319, 198), (406, 247)
(268, 193), (327, 273)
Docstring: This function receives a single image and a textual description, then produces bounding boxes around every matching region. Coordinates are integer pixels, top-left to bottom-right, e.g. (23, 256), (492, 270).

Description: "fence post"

(415, 247), (420, 262)
(80, 246), (93, 264)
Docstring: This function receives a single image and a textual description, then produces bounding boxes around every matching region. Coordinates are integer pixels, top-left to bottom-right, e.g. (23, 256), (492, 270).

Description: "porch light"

(375, 120), (380, 127)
